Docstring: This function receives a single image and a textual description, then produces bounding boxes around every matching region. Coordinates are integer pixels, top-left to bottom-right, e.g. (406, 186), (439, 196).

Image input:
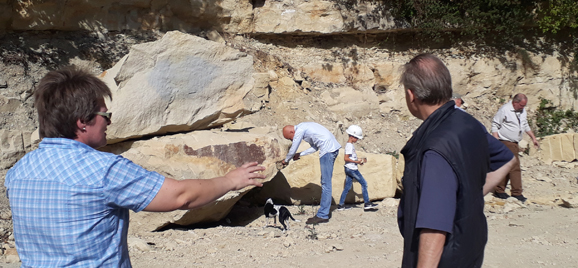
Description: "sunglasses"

(95, 112), (112, 122)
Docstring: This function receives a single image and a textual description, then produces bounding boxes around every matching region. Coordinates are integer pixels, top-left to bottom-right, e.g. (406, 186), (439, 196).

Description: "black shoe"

(337, 204), (351, 211)
(512, 195), (527, 202)
(306, 216), (329, 224)
(493, 192), (510, 199)
(364, 202), (378, 210)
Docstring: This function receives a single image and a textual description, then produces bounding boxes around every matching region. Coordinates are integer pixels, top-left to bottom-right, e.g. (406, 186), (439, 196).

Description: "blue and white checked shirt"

(5, 138), (165, 267)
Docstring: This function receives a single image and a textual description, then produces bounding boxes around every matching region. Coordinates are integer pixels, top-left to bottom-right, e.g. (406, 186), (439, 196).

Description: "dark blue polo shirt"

(415, 132), (513, 233)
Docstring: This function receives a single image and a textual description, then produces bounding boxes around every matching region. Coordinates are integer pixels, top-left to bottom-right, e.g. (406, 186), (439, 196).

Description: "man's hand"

(527, 130), (540, 149)
(145, 162), (265, 212)
(224, 162), (266, 190)
(292, 153), (301, 161)
(279, 160), (289, 169)
(532, 138), (540, 149)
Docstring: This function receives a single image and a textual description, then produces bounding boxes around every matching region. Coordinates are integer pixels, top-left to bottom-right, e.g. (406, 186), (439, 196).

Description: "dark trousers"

(495, 140), (523, 196)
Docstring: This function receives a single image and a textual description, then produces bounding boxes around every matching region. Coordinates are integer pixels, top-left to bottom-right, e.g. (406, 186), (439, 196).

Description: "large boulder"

(249, 146), (398, 205)
(538, 133), (577, 164)
(100, 31), (257, 144)
(101, 129), (284, 230)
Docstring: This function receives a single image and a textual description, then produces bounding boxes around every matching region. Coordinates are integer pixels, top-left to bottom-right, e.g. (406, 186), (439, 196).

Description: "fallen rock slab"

(102, 130), (283, 230)
(101, 31), (257, 144)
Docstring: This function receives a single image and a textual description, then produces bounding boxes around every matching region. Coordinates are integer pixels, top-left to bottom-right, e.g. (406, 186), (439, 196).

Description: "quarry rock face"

(253, 0), (345, 34)
(5, 0), (255, 33)
(0, 1), (576, 232)
(100, 31), (256, 144)
(2, 0), (397, 34)
(101, 130), (284, 229)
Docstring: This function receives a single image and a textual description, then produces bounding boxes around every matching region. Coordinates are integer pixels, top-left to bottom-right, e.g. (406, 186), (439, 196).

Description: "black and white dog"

(264, 198), (300, 231)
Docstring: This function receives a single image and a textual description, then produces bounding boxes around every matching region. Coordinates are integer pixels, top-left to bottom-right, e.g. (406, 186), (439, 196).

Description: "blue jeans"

(317, 150), (339, 219)
(339, 167), (370, 205)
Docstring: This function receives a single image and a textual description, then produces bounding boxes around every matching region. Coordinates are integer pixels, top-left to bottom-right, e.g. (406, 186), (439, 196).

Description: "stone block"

(263, 149), (398, 205)
(539, 133), (577, 164)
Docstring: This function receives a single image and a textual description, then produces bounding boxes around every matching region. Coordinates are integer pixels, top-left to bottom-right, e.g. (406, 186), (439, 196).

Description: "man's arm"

(483, 156), (516, 195)
(484, 132), (515, 194)
(144, 162), (265, 212)
(491, 107), (504, 138)
(344, 154), (362, 165)
(417, 229), (447, 268)
(283, 129), (305, 164)
(526, 130), (540, 148)
(299, 147), (317, 157)
(414, 151), (456, 267)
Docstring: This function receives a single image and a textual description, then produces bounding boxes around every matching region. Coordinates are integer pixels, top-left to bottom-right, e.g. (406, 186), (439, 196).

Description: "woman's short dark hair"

(400, 53), (452, 105)
(35, 67), (112, 139)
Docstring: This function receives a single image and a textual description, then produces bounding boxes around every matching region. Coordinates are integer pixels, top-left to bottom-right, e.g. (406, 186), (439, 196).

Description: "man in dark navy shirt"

(397, 54), (516, 268)
(411, 130), (515, 245)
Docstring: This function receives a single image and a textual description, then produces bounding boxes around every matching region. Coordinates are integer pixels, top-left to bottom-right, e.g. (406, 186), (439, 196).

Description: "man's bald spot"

(283, 125), (295, 140)
(513, 93), (527, 103)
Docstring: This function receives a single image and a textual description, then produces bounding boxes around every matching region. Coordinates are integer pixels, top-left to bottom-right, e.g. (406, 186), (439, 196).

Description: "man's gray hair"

(400, 53), (452, 105)
(512, 93), (527, 103)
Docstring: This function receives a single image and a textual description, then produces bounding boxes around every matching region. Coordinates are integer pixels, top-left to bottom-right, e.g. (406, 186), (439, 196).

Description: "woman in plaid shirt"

(5, 67), (266, 267)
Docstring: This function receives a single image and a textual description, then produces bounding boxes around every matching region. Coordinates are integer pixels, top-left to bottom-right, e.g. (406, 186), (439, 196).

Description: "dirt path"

(123, 196), (578, 267)
(0, 157), (577, 267)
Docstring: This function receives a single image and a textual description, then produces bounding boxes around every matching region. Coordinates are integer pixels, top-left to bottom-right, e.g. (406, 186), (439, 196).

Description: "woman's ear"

(76, 119), (87, 131)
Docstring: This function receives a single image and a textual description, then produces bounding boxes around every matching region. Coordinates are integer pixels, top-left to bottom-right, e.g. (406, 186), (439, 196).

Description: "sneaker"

(337, 204), (351, 211)
(512, 195), (527, 202)
(493, 192), (510, 199)
(364, 202), (378, 210)
(306, 216), (329, 224)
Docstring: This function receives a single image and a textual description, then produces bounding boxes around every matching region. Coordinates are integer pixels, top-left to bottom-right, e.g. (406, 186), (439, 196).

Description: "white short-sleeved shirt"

(344, 142), (359, 170)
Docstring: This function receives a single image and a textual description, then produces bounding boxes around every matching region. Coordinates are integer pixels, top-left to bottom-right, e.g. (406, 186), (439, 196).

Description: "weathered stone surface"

(395, 153), (405, 192)
(301, 63), (346, 84)
(252, 0), (398, 34)
(2, 0), (401, 35)
(101, 31), (256, 144)
(320, 86), (379, 118)
(539, 133), (577, 164)
(253, 0), (344, 34)
(6, 0), (255, 33)
(0, 130), (25, 170)
(270, 76), (299, 93)
(371, 62), (407, 114)
(102, 130), (283, 229)
(252, 73), (271, 100)
(253, 147), (397, 205)
(561, 197), (578, 208)
(444, 53), (576, 111)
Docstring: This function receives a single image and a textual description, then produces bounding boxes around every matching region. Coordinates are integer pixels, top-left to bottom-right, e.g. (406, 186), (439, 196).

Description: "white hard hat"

(346, 125), (363, 139)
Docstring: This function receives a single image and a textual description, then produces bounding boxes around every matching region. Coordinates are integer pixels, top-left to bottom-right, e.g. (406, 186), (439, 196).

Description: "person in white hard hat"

(337, 125), (378, 211)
